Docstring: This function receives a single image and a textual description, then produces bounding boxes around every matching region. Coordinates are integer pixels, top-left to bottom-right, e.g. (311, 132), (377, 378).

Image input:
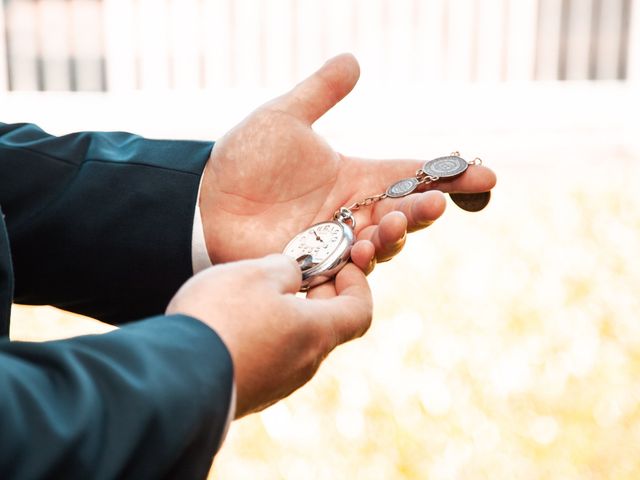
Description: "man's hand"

(166, 254), (372, 418)
(200, 53), (497, 274)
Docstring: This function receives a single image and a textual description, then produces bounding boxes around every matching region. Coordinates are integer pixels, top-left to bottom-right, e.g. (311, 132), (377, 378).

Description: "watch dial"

(284, 222), (344, 266)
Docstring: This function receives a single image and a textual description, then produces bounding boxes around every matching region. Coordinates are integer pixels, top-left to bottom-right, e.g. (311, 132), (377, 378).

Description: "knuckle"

(299, 343), (326, 381)
(252, 260), (271, 281)
(353, 300), (374, 339)
(299, 319), (334, 357)
(360, 308), (373, 337)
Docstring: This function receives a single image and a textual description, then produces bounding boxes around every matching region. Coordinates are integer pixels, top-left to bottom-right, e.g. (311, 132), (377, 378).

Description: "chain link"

(346, 192), (388, 212)
(339, 171), (438, 218)
(416, 170), (440, 184)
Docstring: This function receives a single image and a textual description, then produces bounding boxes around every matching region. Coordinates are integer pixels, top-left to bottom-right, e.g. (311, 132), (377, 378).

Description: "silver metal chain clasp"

(334, 207), (356, 230)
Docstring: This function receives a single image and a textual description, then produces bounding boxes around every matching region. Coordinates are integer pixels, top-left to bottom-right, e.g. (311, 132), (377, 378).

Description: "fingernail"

(392, 232), (407, 248)
(366, 257), (377, 275)
(416, 220), (434, 228)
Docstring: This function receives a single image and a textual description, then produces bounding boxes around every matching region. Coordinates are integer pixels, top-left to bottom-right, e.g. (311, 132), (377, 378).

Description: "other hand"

(166, 254), (372, 418)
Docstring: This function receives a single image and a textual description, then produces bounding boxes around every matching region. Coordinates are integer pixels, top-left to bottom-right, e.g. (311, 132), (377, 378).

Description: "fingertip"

(354, 238), (375, 254)
(451, 165), (497, 193)
(379, 210), (408, 246)
(318, 53), (361, 108)
(431, 189), (447, 212)
(283, 53), (361, 124)
(264, 254), (303, 293)
(384, 209), (408, 226)
(329, 52), (361, 84)
(264, 253), (298, 268)
(335, 263), (372, 302)
(417, 190), (447, 222)
(483, 166), (498, 189)
(351, 240), (376, 274)
(425, 188), (447, 205)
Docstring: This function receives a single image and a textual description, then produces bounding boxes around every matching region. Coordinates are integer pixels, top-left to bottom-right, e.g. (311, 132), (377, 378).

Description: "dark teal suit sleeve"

(0, 314), (234, 479)
(0, 122), (214, 324)
(0, 123), (235, 478)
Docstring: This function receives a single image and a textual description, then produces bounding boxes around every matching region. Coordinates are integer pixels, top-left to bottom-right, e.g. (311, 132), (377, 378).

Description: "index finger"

(352, 157), (497, 196)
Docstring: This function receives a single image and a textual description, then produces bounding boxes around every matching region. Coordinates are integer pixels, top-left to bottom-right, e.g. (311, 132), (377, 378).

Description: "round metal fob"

(422, 155), (468, 179)
(449, 191), (491, 212)
(386, 177), (419, 198)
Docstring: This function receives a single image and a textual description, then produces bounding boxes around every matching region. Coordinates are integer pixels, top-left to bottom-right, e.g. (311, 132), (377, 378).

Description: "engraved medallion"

(422, 156), (468, 178)
(386, 177), (419, 198)
(449, 191), (491, 212)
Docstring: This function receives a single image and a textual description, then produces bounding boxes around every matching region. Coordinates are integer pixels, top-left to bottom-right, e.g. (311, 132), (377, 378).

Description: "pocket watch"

(283, 208), (355, 291)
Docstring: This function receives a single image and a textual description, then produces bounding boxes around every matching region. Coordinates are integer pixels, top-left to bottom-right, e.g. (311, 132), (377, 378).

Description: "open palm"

(200, 54), (496, 276)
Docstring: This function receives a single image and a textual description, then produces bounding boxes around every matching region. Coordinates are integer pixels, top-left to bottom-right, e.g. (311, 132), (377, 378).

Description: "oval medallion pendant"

(386, 177), (419, 198)
(422, 156), (468, 178)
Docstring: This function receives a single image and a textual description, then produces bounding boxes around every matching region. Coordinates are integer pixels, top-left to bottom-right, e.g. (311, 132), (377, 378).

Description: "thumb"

(303, 263), (373, 347)
(259, 254), (303, 294)
(271, 53), (360, 125)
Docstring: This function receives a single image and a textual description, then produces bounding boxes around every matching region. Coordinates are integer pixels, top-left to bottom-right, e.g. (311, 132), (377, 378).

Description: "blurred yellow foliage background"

(11, 149), (640, 479)
(4, 0), (640, 477)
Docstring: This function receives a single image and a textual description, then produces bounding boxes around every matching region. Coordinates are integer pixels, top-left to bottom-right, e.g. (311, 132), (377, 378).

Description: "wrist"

(199, 156), (227, 265)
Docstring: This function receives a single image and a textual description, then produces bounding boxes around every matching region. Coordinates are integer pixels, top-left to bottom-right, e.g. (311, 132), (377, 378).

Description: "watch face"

(283, 221), (345, 266)
(283, 220), (355, 290)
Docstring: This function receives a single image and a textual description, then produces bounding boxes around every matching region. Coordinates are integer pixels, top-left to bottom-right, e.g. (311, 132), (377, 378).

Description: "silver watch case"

(284, 220), (355, 291)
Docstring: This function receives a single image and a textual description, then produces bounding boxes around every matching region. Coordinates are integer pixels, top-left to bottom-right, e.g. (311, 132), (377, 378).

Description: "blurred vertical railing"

(1, 0), (105, 91)
(0, 0), (7, 91)
(0, 0), (638, 92)
(632, 0), (640, 81)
